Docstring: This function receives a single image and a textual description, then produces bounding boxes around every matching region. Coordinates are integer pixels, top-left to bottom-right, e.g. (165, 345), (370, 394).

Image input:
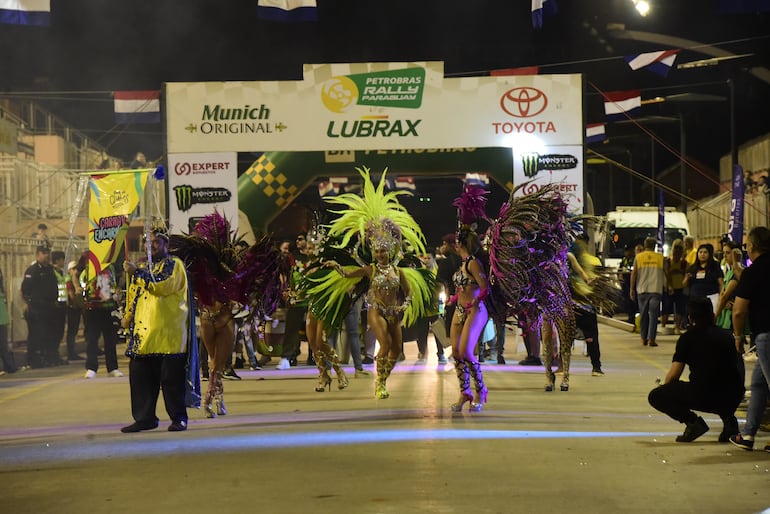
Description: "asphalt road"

(1, 321), (768, 514)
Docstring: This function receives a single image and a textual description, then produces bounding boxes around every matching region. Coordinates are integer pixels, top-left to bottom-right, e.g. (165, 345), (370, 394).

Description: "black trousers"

(48, 304), (66, 363)
(648, 381), (743, 424)
(281, 306), (306, 359)
(0, 325), (17, 373)
(84, 308), (119, 372)
(129, 355), (187, 425)
(65, 306), (82, 358)
(25, 306), (53, 367)
(575, 309), (601, 370)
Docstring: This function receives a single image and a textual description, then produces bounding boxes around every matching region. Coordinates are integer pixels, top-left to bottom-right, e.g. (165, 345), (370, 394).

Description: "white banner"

(166, 62), (583, 153)
(512, 145), (584, 214)
(167, 152), (238, 235)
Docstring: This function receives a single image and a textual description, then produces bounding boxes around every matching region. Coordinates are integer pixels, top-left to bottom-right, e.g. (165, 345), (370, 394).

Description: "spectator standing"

(21, 246), (57, 368)
(682, 243), (723, 313)
(435, 233), (461, 364)
(49, 250), (68, 365)
(648, 297), (744, 443)
(80, 262), (123, 378)
(662, 239), (687, 334)
(714, 246), (745, 332)
(729, 226), (770, 452)
(630, 237), (664, 347)
(277, 233), (310, 369)
(64, 258), (85, 361)
(327, 297), (369, 377)
(0, 266), (18, 374)
(33, 223), (51, 250)
(683, 235), (697, 267)
(618, 244), (638, 325)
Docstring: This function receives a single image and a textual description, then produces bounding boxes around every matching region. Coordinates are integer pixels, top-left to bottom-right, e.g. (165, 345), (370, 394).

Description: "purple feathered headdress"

(452, 185), (488, 228)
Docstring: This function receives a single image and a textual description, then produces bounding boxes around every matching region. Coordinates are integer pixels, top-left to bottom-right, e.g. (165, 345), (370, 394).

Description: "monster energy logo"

(174, 185), (232, 212)
(521, 153), (579, 178)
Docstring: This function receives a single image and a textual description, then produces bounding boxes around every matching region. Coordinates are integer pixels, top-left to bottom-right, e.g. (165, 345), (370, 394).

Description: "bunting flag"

(384, 176), (416, 192)
(394, 176), (416, 191)
(490, 66), (540, 76)
(464, 173), (490, 188)
(625, 50), (680, 77)
(87, 171), (148, 279)
(603, 90), (641, 121)
(531, 0), (557, 29)
(257, 0), (317, 22)
(657, 189), (665, 250)
(0, 0), (50, 26)
(114, 91), (161, 124)
(585, 123), (607, 144)
(728, 164), (745, 244)
(318, 176), (348, 197)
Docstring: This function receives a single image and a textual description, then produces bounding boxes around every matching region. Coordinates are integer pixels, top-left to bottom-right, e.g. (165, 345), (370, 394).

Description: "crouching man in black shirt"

(648, 296), (744, 443)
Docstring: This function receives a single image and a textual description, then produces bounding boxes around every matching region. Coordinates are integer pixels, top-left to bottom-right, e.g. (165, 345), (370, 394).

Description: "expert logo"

(174, 161), (231, 176)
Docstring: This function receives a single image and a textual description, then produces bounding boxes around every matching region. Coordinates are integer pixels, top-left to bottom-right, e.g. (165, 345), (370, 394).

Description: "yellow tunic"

(124, 256), (189, 356)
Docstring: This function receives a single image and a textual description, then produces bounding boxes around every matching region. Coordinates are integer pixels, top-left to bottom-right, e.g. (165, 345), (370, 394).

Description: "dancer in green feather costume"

(321, 167), (433, 399)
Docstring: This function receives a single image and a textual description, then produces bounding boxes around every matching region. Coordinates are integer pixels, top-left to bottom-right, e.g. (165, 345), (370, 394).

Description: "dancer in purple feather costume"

(171, 212), (283, 418)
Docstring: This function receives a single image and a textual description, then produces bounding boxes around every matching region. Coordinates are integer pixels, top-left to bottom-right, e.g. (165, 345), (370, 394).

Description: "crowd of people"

(3, 175), (769, 456)
(628, 227), (770, 452)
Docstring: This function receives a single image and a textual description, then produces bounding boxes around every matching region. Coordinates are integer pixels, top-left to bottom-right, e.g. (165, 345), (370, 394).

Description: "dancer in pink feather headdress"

(448, 185), (492, 412)
(171, 212), (283, 418)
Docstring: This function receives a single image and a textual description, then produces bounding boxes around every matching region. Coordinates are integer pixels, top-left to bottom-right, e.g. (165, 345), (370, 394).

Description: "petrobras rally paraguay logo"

(322, 67), (425, 139)
(521, 153), (579, 178)
(173, 185), (232, 212)
(493, 87), (556, 134)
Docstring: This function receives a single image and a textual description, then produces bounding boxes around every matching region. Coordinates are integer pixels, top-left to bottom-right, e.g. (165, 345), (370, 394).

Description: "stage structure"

(164, 62), (584, 234)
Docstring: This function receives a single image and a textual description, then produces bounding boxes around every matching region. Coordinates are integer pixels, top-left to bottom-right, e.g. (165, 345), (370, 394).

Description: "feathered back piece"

(324, 166), (426, 258)
(170, 211), (282, 319)
(487, 182), (574, 332)
(570, 234), (623, 316)
(452, 184), (489, 228)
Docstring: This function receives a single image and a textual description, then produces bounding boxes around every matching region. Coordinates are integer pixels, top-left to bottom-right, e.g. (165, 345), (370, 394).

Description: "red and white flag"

(114, 91), (161, 124)
(625, 50), (679, 77)
(603, 90), (641, 121)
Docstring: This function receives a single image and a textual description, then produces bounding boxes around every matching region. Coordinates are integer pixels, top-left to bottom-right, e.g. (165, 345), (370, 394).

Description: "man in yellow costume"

(120, 227), (195, 433)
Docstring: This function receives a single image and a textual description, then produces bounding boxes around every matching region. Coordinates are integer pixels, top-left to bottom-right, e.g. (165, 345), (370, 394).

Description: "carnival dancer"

(300, 226), (350, 392)
(318, 167), (434, 399)
(486, 183), (577, 392)
(171, 213), (283, 418)
(447, 185), (491, 412)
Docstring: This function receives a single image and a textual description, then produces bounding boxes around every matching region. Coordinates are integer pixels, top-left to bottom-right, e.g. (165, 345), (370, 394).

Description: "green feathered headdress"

(324, 166), (426, 258)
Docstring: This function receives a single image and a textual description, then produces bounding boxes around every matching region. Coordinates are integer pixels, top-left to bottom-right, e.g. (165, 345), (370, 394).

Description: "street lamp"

(631, 0), (651, 17)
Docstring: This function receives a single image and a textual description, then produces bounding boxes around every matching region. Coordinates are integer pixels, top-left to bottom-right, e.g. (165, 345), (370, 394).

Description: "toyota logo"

(500, 87), (548, 118)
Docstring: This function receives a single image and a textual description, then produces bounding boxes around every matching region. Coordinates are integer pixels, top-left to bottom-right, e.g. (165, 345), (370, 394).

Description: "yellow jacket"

(124, 255), (190, 356)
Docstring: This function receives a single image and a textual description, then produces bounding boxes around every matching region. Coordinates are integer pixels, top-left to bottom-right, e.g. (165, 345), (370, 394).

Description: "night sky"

(1, 0), (769, 223)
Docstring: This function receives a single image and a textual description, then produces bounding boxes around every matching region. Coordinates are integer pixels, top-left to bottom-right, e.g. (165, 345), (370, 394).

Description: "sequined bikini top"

(370, 263), (400, 297)
(453, 257), (478, 289)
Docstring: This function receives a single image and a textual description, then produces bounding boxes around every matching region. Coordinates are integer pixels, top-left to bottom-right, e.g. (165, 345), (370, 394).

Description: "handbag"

(430, 316), (452, 348)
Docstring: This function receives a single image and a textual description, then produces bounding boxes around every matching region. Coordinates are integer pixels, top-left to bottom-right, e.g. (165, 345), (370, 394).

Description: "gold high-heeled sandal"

(215, 395), (227, 415)
(315, 373), (332, 392)
(327, 350), (349, 390)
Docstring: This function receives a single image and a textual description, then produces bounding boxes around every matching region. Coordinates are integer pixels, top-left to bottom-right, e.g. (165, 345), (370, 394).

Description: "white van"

(599, 206), (690, 270)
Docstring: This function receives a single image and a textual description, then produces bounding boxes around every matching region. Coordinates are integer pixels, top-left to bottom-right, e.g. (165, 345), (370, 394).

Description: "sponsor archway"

(164, 62), (584, 234)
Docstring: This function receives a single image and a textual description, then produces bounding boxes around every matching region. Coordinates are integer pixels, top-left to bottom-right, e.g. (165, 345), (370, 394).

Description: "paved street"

(1, 320), (768, 514)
